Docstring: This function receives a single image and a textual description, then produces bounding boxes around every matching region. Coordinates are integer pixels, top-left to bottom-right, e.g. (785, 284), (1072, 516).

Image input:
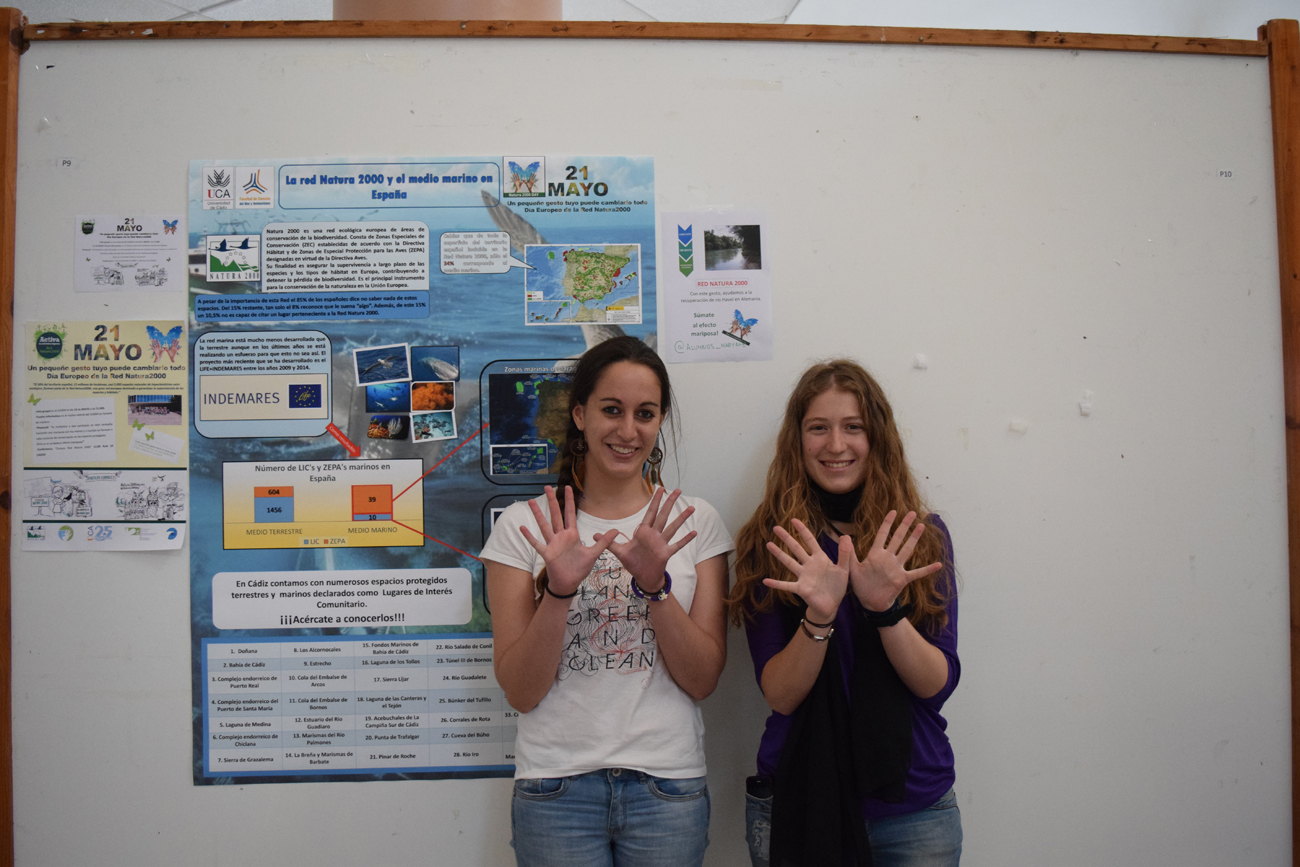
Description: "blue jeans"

(746, 787), (962, 867)
(512, 768), (710, 867)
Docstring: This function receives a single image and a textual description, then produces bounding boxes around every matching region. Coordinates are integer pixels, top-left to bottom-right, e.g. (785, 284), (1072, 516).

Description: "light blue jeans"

(745, 787), (962, 867)
(511, 768), (710, 867)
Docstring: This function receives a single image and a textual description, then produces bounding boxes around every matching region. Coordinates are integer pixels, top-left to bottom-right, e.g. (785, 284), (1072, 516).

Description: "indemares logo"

(678, 225), (693, 276)
(242, 170), (267, 194)
(289, 384), (322, 408)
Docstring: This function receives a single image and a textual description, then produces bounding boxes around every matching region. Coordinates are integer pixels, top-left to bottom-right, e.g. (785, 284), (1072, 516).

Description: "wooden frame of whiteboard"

(1, 13), (1296, 867)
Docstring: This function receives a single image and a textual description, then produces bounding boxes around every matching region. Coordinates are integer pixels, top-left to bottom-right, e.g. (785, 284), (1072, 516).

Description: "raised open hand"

(607, 487), (697, 593)
(763, 519), (851, 624)
(846, 510), (943, 613)
(519, 486), (617, 597)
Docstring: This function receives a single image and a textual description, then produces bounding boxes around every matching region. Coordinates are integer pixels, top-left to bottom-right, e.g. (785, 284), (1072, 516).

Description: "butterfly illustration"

(146, 325), (183, 363)
(508, 161), (541, 194)
(162, 219), (178, 235)
(729, 309), (758, 339)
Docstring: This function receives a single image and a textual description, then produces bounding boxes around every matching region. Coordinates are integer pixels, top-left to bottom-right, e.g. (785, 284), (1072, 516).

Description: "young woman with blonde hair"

(482, 335), (733, 867)
(729, 359), (961, 867)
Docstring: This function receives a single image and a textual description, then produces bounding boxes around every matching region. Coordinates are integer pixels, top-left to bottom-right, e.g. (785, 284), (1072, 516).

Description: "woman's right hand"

(520, 486), (618, 597)
(763, 519), (851, 623)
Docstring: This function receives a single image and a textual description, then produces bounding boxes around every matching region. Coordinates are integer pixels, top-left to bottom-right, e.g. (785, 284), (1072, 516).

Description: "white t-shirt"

(480, 494), (733, 779)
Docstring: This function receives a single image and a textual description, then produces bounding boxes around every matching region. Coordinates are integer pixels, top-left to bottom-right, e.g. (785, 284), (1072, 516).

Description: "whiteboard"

(10, 33), (1285, 866)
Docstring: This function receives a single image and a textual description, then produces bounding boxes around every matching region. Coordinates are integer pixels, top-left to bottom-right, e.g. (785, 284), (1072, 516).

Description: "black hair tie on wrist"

(544, 583), (579, 600)
(859, 598), (913, 628)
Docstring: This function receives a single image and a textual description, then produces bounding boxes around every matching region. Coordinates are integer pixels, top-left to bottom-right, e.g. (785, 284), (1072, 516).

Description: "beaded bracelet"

(630, 571), (672, 602)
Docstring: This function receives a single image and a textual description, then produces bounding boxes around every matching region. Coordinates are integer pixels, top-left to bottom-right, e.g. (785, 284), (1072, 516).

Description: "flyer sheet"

(22, 321), (188, 550)
(188, 156), (655, 784)
(660, 211), (772, 363)
(74, 215), (185, 293)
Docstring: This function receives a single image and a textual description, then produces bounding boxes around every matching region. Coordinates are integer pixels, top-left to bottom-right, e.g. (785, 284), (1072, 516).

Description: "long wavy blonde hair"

(727, 360), (951, 633)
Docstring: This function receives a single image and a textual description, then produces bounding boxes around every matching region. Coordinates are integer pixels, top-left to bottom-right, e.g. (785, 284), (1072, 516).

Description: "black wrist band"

(803, 613), (835, 629)
(544, 583), (579, 600)
(860, 598), (913, 628)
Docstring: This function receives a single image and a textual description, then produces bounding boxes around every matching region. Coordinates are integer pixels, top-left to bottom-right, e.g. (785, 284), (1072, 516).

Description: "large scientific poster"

(189, 156), (655, 784)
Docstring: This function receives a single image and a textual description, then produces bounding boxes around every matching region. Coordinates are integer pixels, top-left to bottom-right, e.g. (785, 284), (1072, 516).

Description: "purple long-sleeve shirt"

(744, 515), (959, 818)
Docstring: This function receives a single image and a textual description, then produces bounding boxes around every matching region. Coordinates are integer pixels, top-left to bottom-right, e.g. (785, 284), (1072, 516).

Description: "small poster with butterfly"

(659, 210), (774, 363)
(21, 319), (189, 551)
(73, 215), (186, 293)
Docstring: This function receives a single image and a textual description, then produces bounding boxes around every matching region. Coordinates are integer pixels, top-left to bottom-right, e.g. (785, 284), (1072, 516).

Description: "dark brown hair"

(554, 335), (672, 494)
(535, 335), (673, 599)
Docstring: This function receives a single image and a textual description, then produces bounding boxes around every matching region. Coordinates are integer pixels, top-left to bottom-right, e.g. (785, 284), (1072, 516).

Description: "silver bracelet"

(799, 618), (834, 642)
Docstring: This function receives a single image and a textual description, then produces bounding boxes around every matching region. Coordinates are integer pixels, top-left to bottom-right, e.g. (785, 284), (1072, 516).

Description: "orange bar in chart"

(351, 485), (393, 521)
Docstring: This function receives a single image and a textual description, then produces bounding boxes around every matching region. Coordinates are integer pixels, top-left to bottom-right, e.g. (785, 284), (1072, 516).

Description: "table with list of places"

(203, 634), (516, 777)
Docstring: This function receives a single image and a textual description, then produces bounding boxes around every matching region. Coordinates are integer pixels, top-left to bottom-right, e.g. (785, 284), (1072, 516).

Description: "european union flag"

(289, 384), (322, 408)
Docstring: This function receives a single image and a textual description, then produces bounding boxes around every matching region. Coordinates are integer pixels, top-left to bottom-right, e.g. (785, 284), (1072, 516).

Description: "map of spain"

(524, 243), (642, 326)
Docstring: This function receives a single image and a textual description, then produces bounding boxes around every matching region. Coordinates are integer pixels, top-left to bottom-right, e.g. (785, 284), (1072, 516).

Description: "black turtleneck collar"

(809, 480), (864, 524)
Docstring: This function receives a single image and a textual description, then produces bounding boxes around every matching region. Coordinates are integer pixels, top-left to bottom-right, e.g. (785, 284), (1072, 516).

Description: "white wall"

(9, 33), (1289, 866)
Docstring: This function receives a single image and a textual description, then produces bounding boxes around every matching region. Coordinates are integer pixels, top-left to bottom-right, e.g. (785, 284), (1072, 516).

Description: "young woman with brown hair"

(729, 359), (961, 867)
(481, 335), (733, 867)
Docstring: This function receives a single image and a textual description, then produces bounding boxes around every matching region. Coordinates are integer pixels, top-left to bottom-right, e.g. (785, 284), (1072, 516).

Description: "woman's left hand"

(607, 487), (697, 593)
(846, 510), (943, 613)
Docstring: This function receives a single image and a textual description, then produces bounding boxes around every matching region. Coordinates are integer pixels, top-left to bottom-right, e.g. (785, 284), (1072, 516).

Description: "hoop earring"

(572, 454), (586, 493)
(643, 440), (664, 491)
(569, 433), (588, 492)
